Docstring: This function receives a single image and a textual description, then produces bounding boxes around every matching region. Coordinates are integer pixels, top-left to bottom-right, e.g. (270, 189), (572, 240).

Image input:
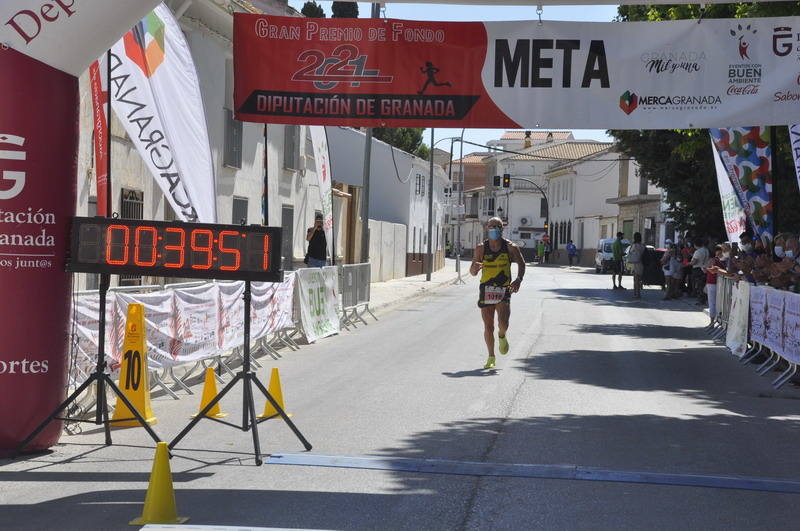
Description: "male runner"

(470, 217), (525, 369)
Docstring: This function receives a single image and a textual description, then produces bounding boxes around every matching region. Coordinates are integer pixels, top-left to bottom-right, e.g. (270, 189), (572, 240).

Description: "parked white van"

(595, 238), (630, 273)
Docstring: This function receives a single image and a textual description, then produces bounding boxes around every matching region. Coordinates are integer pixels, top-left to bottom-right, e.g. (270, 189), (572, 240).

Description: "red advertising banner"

(0, 48), (77, 455)
(89, 60), (108, 217)
(234, 14), (517, 128)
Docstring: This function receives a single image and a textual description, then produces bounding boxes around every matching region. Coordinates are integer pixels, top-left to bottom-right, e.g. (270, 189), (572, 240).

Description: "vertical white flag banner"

(310, 126), (334, 261)
(710, 137), (747, 243)
(107, 3), (216, 222)
(789, 124), (800, 194)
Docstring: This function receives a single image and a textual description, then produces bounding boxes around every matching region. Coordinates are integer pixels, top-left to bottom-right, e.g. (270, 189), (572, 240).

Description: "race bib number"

(484, 286), (506, 305)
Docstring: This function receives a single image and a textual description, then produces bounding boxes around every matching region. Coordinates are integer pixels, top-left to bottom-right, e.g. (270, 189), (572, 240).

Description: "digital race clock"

(68, 217), (283, 282)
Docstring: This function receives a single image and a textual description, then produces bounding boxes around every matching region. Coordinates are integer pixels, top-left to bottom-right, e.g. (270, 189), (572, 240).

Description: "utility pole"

(426, 128), (435, 281)
(360, 2), (381, 263)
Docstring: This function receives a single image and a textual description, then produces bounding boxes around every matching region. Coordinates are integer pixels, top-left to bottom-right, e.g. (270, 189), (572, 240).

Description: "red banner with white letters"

(234, 14), (517, 128)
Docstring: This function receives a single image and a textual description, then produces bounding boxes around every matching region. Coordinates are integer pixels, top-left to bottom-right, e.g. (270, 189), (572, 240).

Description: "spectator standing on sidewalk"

(681, 239), (693, 294)
(611, 232), (626, 290)
(661, 245), (673, 298)
(691, 239), (710, 303)
(566, 240), (578, 266)
(627, 232), (646, 298)
(705, 245), (724, 325)
(305, 213), (327, 268)
(537, 240), (545, 263)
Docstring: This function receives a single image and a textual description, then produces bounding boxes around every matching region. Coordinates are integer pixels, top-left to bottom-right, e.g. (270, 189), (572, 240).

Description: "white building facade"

(73, 0), (338, 289)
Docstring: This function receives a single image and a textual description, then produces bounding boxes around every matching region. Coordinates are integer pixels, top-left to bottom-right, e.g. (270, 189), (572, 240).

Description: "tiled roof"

(500, 131), (573, 141)
(509, 141), (613, 163)
(451, 152), (493, 165)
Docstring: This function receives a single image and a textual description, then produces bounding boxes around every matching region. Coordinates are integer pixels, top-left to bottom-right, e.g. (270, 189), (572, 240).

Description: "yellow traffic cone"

(191, 368), (228, 418)
(258, 368), (291, 419)
(112, 304), (157, 427)
(129, 442), (188, 526)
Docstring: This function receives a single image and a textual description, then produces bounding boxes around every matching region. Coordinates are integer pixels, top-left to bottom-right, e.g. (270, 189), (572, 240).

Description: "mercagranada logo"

(124, 11), (166, 78)
(619, 90), (638, 114)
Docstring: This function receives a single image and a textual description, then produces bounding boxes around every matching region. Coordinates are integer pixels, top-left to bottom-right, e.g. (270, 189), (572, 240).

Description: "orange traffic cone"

(258, 368), (291, 419)
(129, 442), (188, 526)
(191, 368), (228, 418)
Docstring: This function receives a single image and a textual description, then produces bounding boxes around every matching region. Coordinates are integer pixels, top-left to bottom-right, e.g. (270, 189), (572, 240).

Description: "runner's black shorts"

(477, 284), (511, 308)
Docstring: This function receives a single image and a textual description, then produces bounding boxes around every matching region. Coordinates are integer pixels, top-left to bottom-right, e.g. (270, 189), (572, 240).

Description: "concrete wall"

(368, 219), (407, 282)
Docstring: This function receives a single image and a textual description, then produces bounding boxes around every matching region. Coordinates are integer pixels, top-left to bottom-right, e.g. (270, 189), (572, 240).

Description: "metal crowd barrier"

(709, 276), (797, 390)
(338, 263), (377, 330)
(707, 274), (734, 341)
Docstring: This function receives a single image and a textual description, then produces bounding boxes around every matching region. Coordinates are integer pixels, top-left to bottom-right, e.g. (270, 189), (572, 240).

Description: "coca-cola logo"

(0, 134), (26, 200)
(4, 1), (77, 45)
(727, 84), (759, 96)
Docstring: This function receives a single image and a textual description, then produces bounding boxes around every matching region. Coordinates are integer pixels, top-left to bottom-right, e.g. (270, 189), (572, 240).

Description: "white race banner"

(726, 280), (750, 358)
(217, 281), (246, 351)
(782, 290), (800, 364)
(173, 284), (220, 364)
(482, 17), (800, 129)
(789, 124), (800, 195)
(296, 267), (340, 343)
(711, 138), (747, 243)
(106, 3), (216, 222)
(310, 126), (334, 261)
(116, 290), (177, 367)
(765, 288), (786, 353)
(749, 285), (768, 344)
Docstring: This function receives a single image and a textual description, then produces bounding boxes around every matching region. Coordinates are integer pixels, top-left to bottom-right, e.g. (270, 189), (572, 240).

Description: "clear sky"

(286, 1), (620, 155)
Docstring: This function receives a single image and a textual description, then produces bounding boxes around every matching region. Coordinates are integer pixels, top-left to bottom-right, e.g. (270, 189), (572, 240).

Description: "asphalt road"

(2, 266), (800, 530)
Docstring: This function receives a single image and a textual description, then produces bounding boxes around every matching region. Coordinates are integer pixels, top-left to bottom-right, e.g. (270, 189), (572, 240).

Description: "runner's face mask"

(488, 227), (502, 240)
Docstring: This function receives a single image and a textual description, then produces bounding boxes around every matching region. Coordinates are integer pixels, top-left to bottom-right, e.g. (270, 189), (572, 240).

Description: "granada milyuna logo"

(124, 11), (166, 78)
(619, 90), (638, 115)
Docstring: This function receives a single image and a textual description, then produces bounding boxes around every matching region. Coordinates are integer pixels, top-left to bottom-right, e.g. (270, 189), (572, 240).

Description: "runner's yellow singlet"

(478, 239), (512, 307)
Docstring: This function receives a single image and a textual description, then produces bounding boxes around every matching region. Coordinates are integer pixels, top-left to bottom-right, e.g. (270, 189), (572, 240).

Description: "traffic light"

(544, 222), (549, 230)
(493, 175), (501, 187)
(502, 174), (511, 188)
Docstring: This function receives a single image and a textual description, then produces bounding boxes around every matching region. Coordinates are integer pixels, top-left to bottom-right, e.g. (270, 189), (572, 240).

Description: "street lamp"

(426, 134), (462, 281)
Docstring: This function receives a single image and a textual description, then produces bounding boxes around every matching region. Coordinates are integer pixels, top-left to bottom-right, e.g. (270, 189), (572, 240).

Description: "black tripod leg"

(244, 376), (263, 466)
(169, 373), (241, 450)
(98, 377), (112, 446)
(252, 376), (312, 451)
(105, 376), (161, 444)
(17, 373), (97, 453)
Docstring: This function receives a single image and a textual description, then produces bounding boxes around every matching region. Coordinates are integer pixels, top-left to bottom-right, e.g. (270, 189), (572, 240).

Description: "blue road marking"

(266, 452), (800, 494)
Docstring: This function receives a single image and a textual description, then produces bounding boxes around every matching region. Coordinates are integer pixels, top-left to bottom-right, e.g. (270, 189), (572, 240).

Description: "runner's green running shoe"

(499, 335), (509, 355)
(484, 356), (496, 369)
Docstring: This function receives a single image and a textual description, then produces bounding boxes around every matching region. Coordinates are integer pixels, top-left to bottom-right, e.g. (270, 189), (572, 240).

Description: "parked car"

(595, 238), (629, 273)
(624, 245), (666, 287)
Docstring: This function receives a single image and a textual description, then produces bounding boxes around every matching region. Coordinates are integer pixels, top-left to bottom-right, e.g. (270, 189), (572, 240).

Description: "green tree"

(331, 1), (358, 18)
(301, 1), (324, 18)
(373, 127), (429, 160)
(611, 2), (800, 238)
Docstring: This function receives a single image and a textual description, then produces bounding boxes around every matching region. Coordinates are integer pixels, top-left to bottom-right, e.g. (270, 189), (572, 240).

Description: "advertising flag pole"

(106, 48), (112, 217)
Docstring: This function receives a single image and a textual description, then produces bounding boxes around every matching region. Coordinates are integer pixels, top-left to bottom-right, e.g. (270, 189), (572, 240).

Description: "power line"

(458, 140), (635, 163)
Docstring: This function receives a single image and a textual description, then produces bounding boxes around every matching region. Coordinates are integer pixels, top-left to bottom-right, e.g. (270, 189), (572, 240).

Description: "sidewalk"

(368, 258), (469, 313)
